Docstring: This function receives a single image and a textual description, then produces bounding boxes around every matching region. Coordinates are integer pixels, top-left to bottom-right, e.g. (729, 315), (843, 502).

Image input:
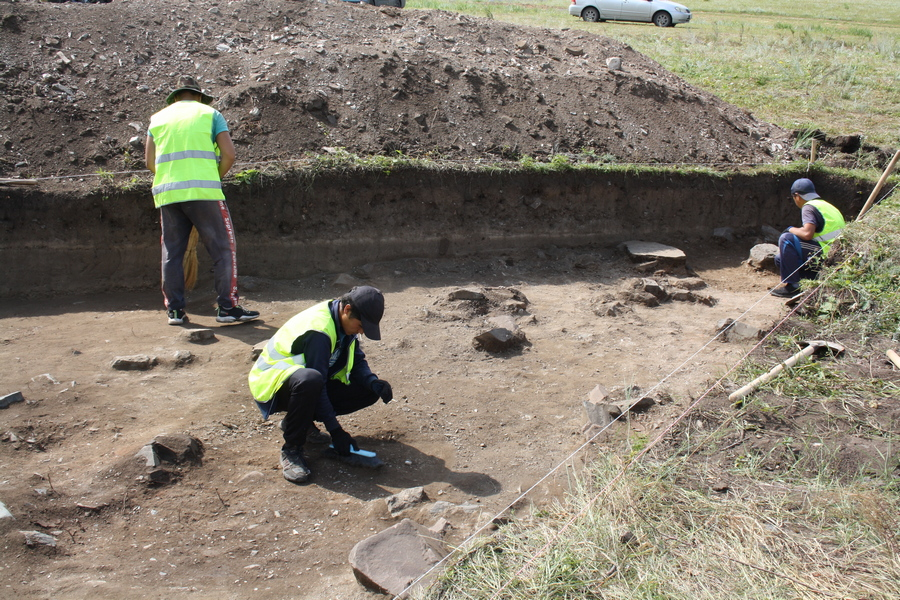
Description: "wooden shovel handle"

(729, 345), (817, 404)
(887, 349), (900, 369)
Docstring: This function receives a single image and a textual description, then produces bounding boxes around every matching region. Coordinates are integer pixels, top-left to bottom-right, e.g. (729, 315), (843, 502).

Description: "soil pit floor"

(0, 243), (788, 599)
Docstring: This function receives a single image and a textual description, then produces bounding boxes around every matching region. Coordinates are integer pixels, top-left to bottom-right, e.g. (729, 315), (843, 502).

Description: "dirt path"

(0, 243), (787, 599)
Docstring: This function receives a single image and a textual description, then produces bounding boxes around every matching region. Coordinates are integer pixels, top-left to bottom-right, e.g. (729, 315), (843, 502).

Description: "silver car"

(569, 0), (691, 27)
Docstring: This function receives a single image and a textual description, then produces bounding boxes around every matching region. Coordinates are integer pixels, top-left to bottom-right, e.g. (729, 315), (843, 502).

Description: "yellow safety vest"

(148, 101), (225, 208)
(248, 301), (356, 403)
(807, 199), (845, 257)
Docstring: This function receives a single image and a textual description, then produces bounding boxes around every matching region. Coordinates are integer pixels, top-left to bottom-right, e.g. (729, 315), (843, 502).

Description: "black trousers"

(271, 368), (378, 449)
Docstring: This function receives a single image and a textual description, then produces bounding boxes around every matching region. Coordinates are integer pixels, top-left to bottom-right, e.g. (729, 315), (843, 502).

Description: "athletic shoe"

(167, 309), (188, 325)
(216, 305), (260, 323)
(280, 446), (312, 484)
(770, 284), (801, 298)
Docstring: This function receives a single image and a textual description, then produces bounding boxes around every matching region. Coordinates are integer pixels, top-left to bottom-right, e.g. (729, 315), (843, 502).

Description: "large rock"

(386, 486), (429, 516)
(746, 244), (779, 273)
(349, 518), (449, 596)
(473, 327), (527, 352)
(110, 355), (158, 371)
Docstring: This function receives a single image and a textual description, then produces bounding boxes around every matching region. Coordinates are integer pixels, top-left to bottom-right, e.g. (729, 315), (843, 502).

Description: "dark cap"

(165, 75), (214, 105)
(791, 178), (820, 202)
(347, 286), (384, 340)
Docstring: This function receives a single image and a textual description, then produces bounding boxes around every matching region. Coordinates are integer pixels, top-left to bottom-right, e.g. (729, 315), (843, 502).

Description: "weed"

(96, 168), (114, 183)
(233, 168), (260, 185)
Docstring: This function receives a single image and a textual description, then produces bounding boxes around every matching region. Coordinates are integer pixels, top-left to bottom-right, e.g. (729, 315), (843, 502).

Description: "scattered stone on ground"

(716, 318), (764, 342)
(110, 355), (158, 371)
(180, 328), (216, 343)
(746, 243), (780, 273)
(0, 391), (24, 409)
(349, 518), (449, 597)
(386, 486), (429, 516)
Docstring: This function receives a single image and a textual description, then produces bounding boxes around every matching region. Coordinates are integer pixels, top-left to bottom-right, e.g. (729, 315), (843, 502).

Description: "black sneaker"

(280, 446), (311, 484)
(216, 305), (260, 323)
(770, 284), (801, 298)
(167, 309), (188, 325)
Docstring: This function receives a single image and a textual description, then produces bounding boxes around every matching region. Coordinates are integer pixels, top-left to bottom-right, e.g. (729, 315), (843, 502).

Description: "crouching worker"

(248, 286), (394, 483)
(772, 178), (845, 298)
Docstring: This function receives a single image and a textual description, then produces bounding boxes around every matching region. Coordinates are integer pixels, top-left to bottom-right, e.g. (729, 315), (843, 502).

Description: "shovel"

(729, 340), (846, 406)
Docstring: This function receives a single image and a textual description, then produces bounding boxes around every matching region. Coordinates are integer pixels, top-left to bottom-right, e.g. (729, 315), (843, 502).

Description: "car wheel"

(652, 11), (673, 27)
(582, 7), (601, 22)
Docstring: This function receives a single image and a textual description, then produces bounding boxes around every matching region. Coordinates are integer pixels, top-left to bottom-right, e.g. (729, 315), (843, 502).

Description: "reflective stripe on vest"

(807, 199), (846, 257)
(148, 101), (225, 208)
(248, 301), (356, 403)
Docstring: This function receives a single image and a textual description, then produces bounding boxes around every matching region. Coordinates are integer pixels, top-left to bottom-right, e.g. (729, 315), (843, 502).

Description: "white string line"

(399, 183), (900, 599)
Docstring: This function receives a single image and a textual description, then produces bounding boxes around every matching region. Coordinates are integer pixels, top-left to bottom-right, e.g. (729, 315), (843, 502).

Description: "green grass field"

(410, 0), (900, 148)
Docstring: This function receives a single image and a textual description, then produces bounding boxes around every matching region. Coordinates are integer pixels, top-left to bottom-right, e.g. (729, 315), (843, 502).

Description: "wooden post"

(858, 148), (900, 219)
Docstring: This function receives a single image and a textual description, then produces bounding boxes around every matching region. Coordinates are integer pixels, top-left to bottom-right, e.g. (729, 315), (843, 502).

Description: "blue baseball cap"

(791, 178), (821, 201)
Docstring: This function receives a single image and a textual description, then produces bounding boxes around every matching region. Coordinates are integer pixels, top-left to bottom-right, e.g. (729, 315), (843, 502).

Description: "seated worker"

(772, 178), (846, 298)
(248, 286), (393, 484)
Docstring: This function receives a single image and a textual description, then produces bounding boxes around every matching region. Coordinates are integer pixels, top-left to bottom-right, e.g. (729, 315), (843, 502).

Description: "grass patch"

(417, 454), (900, 599)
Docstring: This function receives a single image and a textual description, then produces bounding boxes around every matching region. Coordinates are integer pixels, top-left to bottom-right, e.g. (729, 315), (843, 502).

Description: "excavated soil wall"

(0, 170), (869, 298)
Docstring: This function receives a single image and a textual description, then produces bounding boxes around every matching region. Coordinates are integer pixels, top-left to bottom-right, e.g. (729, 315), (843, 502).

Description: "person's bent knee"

(285, 368), (324, 395)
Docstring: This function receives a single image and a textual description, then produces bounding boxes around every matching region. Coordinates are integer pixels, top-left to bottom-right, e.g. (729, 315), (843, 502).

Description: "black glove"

(371, 379), (393, 404)
(330, 427), (358, 456)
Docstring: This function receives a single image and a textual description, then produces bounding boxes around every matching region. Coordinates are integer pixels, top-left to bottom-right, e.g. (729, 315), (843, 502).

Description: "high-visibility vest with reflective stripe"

(248, 301), (356, 403)
(148, 101), (225, 208)
(808, 199), (845, 257)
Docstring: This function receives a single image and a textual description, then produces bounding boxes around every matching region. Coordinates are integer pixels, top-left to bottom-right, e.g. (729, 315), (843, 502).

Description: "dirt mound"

(0, 0), (792, 178)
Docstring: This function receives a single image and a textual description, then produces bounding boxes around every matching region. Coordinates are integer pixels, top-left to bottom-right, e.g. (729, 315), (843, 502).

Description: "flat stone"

(21, 530), (57, 548)
(473, 327), (526, 352)
(110, 355), (158, 371)
(0, 391), (24, 409)
(621, 241), (687, 267)
(349, 518), (449, 597)
(449, 287), (485, 301)
(180, 328), (216, 343)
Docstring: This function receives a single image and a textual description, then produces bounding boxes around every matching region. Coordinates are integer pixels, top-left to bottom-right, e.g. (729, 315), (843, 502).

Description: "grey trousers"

(160, 200), (240, 311)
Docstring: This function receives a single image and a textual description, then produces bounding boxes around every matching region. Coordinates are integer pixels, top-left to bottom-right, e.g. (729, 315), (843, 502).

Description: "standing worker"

(249, 286), (394, 484)
(771, 178), (846, 298)
(145, 75), (259, 325)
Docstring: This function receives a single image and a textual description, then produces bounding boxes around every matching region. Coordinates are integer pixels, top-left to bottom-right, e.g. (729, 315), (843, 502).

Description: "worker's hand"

(330, 427), (358, 456)
(371, 379), (393, 404)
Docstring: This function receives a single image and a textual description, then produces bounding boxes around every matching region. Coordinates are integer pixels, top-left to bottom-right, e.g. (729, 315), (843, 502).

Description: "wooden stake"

(858, 148), (900, 219)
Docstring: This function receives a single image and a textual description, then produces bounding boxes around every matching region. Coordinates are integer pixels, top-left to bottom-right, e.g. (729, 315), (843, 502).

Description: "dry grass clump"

(420, 454), (900, 599)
